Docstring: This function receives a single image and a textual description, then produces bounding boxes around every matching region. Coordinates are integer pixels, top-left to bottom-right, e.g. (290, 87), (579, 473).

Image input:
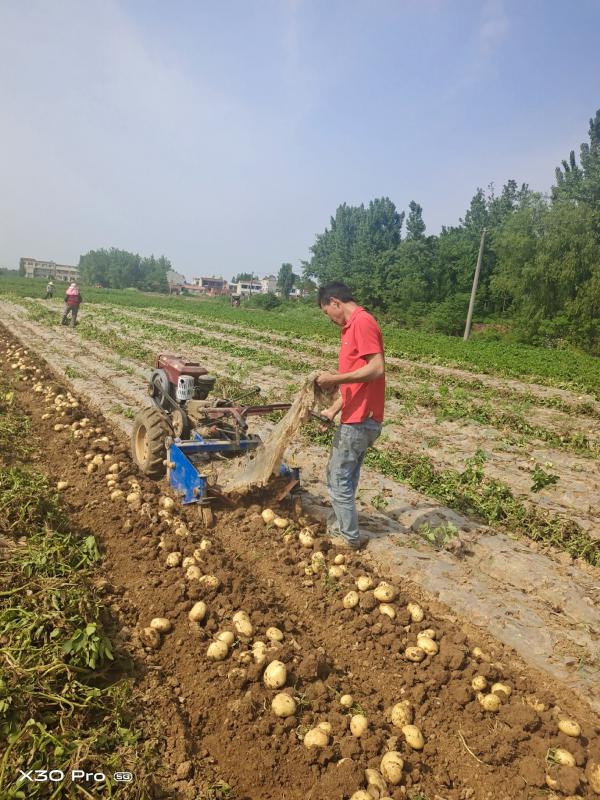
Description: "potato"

(365, 768), (388, 796)
(373, 582), (397, 602)
(263, 660), (287, 689)
(299, 530), (315, 548)
(166, 552), (182, 568)
(160, 496), (175, 510)
(186, 565), (202, 580)
(491, 682), (511, 699)
(407, 602), (424, 623)
(356, 575), (374, 592)
(199, 538), (212, 551)
(57, 481), (69, 491)
(416, 635), (438, 655)
(234, 618), (253, 638)
(558, 719), (581, 738)
(390, 700), (413, 728)
(402, 724), (424, 750)
(317, 721), (332, 735)
(334, 554), (345, 565)
(350, 714), (368, 737)
(405, 646), (426, 662)
(150, 617), (171, 634)
(261, 508), (276, 524)
(207, 641), (229, 661)
(273, 517), (289, 529)
(110, 489), (124, 501)
(182, 556), (196, 569)
(525, 695), (547, 713)
(188, 601), (207, 622)
(471, 675), (487, 692)
(198, 575), (221, 591)
(472, 646), (491, 663)
(141, 627), (161, 649)
(217, 631), (235, 646)
(379, 604), (396, 619)
(272, 693), (297, 717)
(328, 565), (346, 579)
(380, 751), (404, 785)
(586, 759), (600, 793)
(420, 627), (436, 640)
(477, 693), (501, 712)
(311, 552), (326, 572)
(127, 492), (142, 505)
(343, 591), (360, 609)
(174, 525), (189, 537)
(340, 694), (354, 709)
(552, 748), (576, 767)
(266, 627), (284, 642)
(303, 728), (329, 749)
(350, 793), (372, 800)
(252, 641), (268, 665)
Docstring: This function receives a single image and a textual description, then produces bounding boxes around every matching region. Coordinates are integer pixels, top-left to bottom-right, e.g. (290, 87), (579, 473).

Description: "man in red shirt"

(316, 282), (385, 549)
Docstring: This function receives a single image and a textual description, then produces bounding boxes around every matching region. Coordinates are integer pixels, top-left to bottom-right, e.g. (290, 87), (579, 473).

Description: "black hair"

(317, 282), (355, 306)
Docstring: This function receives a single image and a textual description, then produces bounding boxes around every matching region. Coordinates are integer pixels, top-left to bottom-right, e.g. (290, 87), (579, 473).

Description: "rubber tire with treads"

(131, 407), (171, 479)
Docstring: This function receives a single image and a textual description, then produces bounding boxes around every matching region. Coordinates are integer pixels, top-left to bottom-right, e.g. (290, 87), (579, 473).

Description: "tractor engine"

(149, 354), (216, 410)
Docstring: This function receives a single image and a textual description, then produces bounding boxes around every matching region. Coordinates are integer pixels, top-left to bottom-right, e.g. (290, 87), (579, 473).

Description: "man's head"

(70, 281), (77, 288)
(317, 282), (356, 326)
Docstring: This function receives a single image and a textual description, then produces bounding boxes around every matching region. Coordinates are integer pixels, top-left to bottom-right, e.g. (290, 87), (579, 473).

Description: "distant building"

(166, 269), (186, 294)
(230, 280), (262, 296)
(191, 276), (229, 295)
(21, 257), (79, 282)
(261, 275), (277, 294)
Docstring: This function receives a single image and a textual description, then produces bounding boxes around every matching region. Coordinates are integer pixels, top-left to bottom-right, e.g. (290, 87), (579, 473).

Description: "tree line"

(304, 109), (600, 354)
(78, 249), (171, 292)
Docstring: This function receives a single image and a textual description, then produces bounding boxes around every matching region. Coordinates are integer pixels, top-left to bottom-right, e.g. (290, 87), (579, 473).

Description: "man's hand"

(316, 371), (340, 390)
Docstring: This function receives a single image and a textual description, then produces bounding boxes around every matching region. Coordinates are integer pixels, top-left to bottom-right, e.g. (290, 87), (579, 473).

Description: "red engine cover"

(155, 354), (209, 385)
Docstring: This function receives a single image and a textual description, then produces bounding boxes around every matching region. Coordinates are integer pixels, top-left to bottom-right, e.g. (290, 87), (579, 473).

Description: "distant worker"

(315, 282), (385, 550)
(61, 281), (82, 327)
(44, 280), (54, 299)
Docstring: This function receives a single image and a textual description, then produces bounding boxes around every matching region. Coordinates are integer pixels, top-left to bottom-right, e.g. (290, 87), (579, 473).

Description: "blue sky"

(1, 0), (599, 281)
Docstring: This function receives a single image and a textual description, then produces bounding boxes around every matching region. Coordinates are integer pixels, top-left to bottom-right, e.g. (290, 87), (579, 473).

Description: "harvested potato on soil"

(343, 591), (360, 609)
(273, 517), (289, 529)
(380, 751), (404, 785)
(207, 641), (229, 661)
(261, 508), (276, 523)
(141, 627), (161, 649)
(557, 718), (581, 737)
(188, 601), (207, 622)
(350, 714), (368, 737)
(379, 603), (396, 619)
(405, 646), (426, 662)
(407, 602), (424, 622)
(402, 724), (424, 750)
(271, 693), (297, 717)
(266, 627), (284, 642)
(373, 581), (397, 602)
(263, 660), (287, 689)
(477, 692), (501, 712)
(149, 617), (171, 633)
(303, 728), (329, 748)
(340, 694), (353, 708)
(390, 701), (413, 728)
(356, 575), (374, 592)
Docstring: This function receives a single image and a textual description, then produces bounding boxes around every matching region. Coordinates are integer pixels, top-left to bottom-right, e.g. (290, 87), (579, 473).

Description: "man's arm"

(316, 352), (384, 390)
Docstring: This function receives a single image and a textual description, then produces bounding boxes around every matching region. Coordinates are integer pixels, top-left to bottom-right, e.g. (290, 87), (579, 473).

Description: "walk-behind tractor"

(130, 354), (302, 525)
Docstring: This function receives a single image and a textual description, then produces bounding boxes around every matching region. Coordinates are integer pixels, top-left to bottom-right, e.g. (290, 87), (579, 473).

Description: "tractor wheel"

(131, 407), (171, 479)
(200, 505), (214, 528)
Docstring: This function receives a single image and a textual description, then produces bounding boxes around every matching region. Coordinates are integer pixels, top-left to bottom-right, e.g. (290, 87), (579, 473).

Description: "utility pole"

(463, 228), (486, 342)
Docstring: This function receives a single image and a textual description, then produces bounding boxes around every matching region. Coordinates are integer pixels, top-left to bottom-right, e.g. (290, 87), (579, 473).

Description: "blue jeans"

(326, 418), (382, 546)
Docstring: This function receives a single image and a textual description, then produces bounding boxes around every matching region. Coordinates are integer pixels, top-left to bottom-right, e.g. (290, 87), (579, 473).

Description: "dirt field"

(2, 306), (600, 798)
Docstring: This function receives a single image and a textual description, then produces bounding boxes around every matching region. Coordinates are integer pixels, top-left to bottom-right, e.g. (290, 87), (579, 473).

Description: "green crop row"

(302, 421), (600, 567)
(2, 278), (599, 395)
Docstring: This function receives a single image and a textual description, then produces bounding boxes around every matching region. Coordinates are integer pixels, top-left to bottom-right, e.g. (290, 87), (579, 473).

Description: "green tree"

(406, 201), (426, 240)
(232, 272), (254, 283)
(277, 263), (297, 298)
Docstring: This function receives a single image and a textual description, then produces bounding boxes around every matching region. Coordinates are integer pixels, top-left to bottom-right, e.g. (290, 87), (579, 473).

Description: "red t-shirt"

(338, 307), (385, 423)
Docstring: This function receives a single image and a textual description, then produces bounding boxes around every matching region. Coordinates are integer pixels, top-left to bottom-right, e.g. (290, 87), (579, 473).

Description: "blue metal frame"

(168, 433), (300, 505)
